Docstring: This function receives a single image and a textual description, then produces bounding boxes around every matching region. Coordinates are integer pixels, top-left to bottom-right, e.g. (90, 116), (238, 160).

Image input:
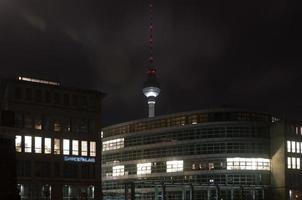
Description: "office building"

(0, 77), (104, 200)
(102, 108), (302, 200)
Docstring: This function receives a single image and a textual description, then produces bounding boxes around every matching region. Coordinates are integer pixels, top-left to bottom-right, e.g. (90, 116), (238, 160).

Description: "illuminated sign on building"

(64, 156), (95, 163)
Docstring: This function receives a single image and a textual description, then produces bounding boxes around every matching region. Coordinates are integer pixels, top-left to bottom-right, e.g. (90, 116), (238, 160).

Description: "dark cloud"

(0, 0), (302, 125)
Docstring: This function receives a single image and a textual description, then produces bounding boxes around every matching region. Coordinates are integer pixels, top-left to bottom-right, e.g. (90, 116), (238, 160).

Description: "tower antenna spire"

(143, 0), (161, 118)
(149, 1), (154, 64)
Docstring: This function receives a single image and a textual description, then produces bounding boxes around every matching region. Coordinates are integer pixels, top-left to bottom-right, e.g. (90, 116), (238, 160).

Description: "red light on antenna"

(147, 68), (156, 75)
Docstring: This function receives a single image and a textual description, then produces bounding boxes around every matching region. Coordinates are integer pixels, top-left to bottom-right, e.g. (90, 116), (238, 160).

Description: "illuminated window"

(44, 138), (52, 154)
(34, 118), (42, 130)
(292, 141), (296, 153)
(15, 135), (22, 152)
(288, 157), (292, 169)
(287, 141), (291, 153)
(54, 121), (61, 132)
(226, 158), (270, 170)
(296, 127), (299, 135)
(90, 141), (96, 157)
(208, 163), (214, 170)
(288, 157), (301, 169)
(81, 141), (88, 156)
(166, 160), (184, 173)
(54, 139), (60, 154)
(72, 140), (79, 155)
(24, 136), (32, 153)
(297, 142), (301, 153)
(63, 139), (70, 155)
(292, 157), (296, 169)
(102, 138), (124, 151)
(34, 137), (42, 153)
(137, 163), (152, 175)
(112, 165), (124, 176)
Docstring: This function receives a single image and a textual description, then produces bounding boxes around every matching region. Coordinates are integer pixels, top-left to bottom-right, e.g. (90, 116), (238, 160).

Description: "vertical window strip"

(287, 141), (291, 153)
(288, 157), (292, 169)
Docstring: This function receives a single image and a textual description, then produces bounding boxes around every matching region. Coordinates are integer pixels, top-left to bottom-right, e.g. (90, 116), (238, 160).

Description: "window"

(15, 87), (23, 100)
(72, 95), (78, 106)
(300, 127), (302, 135)
(72, 140), (79, 155)
(102, 138), (124, 151)
(166, 160), (184, 173)
(296, 127), (299, 135)
(288, 157), (301, 169)
(24, 115), (33, 129)
(44, 138), (52, 154)
(292, 157), (296, 169)
(287, 141), (291, 153)
(297, 142), (300, 153)
(24, 136), (32, 153)
(81, 141), (88, 156)
(45, 91), (51, 103)
(25, 88), (32, 101)
(54, 139), (60, 154)
(90, 142), (96, 157)
(54, 92), (61, 104)
(35, 137), (42, 153)
(34, 117), (42, 130)
(292, 141), (296, 153)
(137, 163), (152, 175)
(79, 119), (89, 133)
(226, 158), (270, 170)
(61, 119), (71, 132)
(208, 163), (214, 170)
(112, 165), (124, 176)
(53, 120), (61, 132)
(63, 94), (70, 106)
(34, 90), (42, 102)
(15, 135), (22, 152)
(63, 139), (70, 155)
(15, 113), (23, 128)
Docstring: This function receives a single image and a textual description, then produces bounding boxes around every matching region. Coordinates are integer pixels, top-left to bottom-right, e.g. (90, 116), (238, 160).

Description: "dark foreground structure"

(0, 133), (17, 199)
(0, 77), (104, 200)
(102, 108), (302, 200)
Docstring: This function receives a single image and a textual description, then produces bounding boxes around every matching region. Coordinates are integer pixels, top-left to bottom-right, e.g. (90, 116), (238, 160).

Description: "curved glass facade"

(102, 109), (273, 200)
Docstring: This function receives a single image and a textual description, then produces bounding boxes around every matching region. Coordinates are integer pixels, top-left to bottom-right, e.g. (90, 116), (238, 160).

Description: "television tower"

(143, 1), (160, 118)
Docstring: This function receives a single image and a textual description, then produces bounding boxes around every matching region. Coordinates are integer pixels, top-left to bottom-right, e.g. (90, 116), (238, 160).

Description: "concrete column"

(190, 185), (194, 200)
(130, 183), (135, 200)
(125, 183), (128, 200)
(231, 189), (234, 200)
(162, 184), (166, 200)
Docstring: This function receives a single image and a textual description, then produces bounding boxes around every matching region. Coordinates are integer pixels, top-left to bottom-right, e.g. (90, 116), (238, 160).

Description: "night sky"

(0, 0), (302, 126)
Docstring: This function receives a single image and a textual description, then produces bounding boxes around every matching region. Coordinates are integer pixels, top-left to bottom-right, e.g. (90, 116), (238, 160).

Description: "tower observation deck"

(143, 68), (160, 117)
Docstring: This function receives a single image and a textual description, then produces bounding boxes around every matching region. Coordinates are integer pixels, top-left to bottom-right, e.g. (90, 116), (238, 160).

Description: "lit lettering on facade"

(64, 156), (95, 163)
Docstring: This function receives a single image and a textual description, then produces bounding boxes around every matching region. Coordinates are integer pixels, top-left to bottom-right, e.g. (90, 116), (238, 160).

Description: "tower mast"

(142, 0), (160, 118)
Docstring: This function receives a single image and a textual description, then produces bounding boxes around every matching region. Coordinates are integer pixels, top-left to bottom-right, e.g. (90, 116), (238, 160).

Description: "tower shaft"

(148, 101), (155, 118)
